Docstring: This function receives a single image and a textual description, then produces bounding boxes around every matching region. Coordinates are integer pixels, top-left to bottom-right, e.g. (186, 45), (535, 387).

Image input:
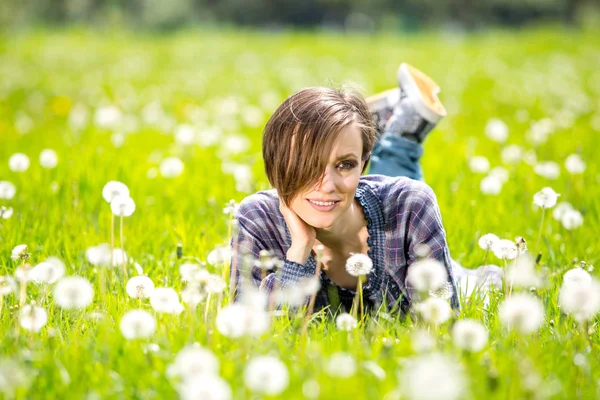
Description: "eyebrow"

(334, 153), (359, 161)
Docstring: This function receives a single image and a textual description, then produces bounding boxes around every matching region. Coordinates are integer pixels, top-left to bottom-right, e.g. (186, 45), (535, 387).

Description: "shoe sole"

(397, 63), (446, 123)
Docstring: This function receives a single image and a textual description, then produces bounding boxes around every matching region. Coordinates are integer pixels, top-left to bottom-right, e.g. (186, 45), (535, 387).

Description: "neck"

(314, 198), (367, 252)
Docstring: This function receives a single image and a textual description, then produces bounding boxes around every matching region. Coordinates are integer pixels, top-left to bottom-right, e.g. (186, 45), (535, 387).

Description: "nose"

(314, 166), (337, 193)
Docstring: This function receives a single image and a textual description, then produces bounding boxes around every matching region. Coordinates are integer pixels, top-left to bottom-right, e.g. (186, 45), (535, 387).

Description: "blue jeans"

(367, 132), (424, 181)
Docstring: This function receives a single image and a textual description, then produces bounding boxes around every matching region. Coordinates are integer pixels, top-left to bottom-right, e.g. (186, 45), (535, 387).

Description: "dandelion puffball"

(325, 352), (357, 379)
(563, 267), (591, 287)
(498, 293), (544, 334)
(178, 376), (232, 400)
(335, 313), (358, 331)
(478, 233), (500, 251)
(552, 202), (574, 221)
(120, 309), (156, 340)
(159, 156), (184, 178)
(401, 353), (465, 400)
(561, 209), (583, 230)
(216, 304), (270, 338)
(564, 154), (585, 174)
(492, 239), (518, 260)
(345, 253), (373, 277)
(8, 153), (30, 172)
(469, 156), (490, 174)
(30, 260), (65, 284)
(11, 244), (29, 261)
(53, 276), (94, 309)
(485, 118), (509, 143)
(1, 206), (14, 219)
(102, 181), (130, 203)
(125, 276), (155, 299)
(19, 305), (48, 332)
(501, 144), (523, 165)
(39, 149), (58, 169)
(150, 287), (184, 315)
(110, 195), (136, 217)
(407, 258), (448, 293)
(533, 187), (559, 209)
(415, 297), (452, 325)
(452, 319), (488, 352)
(0, 181), (17, 200)
(534, 161), (560, 180)
(244, 356), (289, 396)
(167, 345), (220, 381)
(558, 278), (600, 322)
(86, 243), (112, 266)
(480, 175), (503, 195)
(207, 246), (232, 266)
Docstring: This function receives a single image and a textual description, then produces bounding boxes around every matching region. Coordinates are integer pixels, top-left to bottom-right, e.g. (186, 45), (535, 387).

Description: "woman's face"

(289, 124), (365, 229)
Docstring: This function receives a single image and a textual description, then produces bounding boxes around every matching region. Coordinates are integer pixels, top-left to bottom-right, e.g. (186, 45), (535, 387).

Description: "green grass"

(0, 26), (599, 399)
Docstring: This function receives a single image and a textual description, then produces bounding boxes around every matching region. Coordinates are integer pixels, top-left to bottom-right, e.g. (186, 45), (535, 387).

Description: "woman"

(230, 63), (497, 314)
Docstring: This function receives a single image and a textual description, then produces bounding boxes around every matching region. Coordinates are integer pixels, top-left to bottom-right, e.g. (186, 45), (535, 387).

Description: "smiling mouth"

(306, 199), (341, 211)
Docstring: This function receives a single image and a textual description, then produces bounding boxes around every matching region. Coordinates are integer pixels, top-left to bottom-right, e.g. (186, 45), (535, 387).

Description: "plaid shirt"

(230, 174), (459, 314)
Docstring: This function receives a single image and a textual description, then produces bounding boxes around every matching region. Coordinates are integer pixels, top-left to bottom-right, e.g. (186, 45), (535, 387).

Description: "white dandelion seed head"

(273, 284), (306, 308)
(216, 304), (271, 338)
(30, 260), (66, 284)
(492, 239), (518, 260)
(335, 313), (358, 331)
(19, 305), (48, 333)
(501, 144), (523, 165)
(411, 328), (436, 353)
(244, 356), (289, 396)
(179, 263), (202, 281)
(150, 287), (184, 315)
(0, 206), (13, 220)
(559, 278), (600, 322)
(325, 352), (357, 379)
(485, 118), (509, 143)
(167, 344), (219, 381)
(102, 181), (130, 204)
(125, 276), (155, 299)
(85, 243), (112, 266)
(11, 244), (29, 261)
(205, 274), (226, 294)
(498, 293), (544, 334)
(480, 175), (503, 195)
(111, 248), (129, 267)
(401, 353), (465, 400)
(564, 154), (586, 174)
(174, 124), (196, 146)
(159, 157), (184, 178)
(110, 195), (136, 217)
(180, 284), (206, 307)
(15, 266), (33, 283)
(0, 276), (17, 296)
(0, 181), (16, 200)
(415, 297), (452, 325)
(452, 319), (488, 352)
(506, 254), (542, 288)
(469, 156), (490, 174)
(239, 286), (268, 309)
(299, 276), (320, 296)
(178, 375), (232, 400)
(552, 202), (574, 221)
(207, 246), (232, 266)
(94, 105), (122, 129)
(302, 379), (320, 399)
(561, 209), (583, 230)
(345, 253), (373, 277)
(563, 267), (591, 287)
(221, 135), (250, 155)
(478, 233), (500, 251)
(533, 187), (560, 209)
(489, 166), (510, 183)
(407, 258), (448, 293)
(39, 149), (58, 169)
(534, 161), (560, 180)
(53, 276), (94, 309)
(8, 153), (30, 172)
(119, 309), (156, 340)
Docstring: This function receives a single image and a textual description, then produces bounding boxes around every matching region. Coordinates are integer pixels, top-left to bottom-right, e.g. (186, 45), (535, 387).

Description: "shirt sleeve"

(403, 183), (460, 310)
(229, 196), (315, 300)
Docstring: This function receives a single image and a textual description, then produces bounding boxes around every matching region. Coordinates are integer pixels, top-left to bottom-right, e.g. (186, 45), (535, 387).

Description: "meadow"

(0, 26), (599, 399)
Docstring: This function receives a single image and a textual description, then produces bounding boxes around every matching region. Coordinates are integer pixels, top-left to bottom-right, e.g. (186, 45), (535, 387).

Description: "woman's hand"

(279, 200), (316, 264)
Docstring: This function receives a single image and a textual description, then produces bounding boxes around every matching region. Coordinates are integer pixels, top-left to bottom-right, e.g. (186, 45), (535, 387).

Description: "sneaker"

(366, 87), (400, 136)
(386, 63), (447, 143)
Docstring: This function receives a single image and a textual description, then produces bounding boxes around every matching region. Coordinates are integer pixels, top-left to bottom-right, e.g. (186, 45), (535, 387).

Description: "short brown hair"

(263, 86), (376, 206)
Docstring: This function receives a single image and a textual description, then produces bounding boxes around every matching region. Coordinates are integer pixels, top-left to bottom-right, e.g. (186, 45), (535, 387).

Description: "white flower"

(480, 175), (503, 195)
(533, 187), (559, 208)
(221, 135), (250, 155)
(552, 202), (574, 221)
(30, 259), (65, 284)
(401, 353), (465, 400)
(207, 246), (232, 266)
(102, 181), (130, 203)
(489, 166), (509, 183)
(167, 344), (219, 380)
(505, 254), (542, 288)
(452, 319), (488, 352)
(150, 288), (184, 315)
(345, 253), (373, 276)
(563, 267), (591, 287)
(498, 293), (544, 334)
(501, 144), (523, 165)
(179, 263), (202, 281)
(485, 118), (509, 143)
(110, 195), (136, 217)
(178, 376), (232, 400)
(39, 149), (58, 169)
(302, 379), (320, 399)
(8, 153), (30, 172)
(0, 276), (17, 296)
(0, 181), (16, 200)
(19, 305), (48, 332)
(559, 278), (600, 322)
(112, 248), (129, 267)
(181, 284), (207, 307)
(299, 276), (321, 296)
(205, 275), (226, 294)
(216, 304), (270, 338)
(11, 244), (29, 261)
(411, 328), (436, 353)
(94, 105), (122, 129)
(469, 156), (490, 174)
(561, 209), (583, 230)
(335, 313), (357, 331)
(244, 356), (289, 395)
(86, 244), (112, 266)
(175, 124), (196, 146)
(407, 258), (448, 293)
(126, 276), (155, 299)
(325, 352), (356, 378)
(159, 157), (184, 178)
(1, 206), (13, 220)
(53, 276), (94, 309)
(492, 239), (518, 260)
(564, 154), (585, 174)
(478, 233), (499, 251)
(415, 297), (452, 325)
(534, 161), (560, 180)
(120, 309), (156, 340)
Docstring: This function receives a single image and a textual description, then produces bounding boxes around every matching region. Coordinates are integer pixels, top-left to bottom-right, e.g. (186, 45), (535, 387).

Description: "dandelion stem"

(358, 277), (364, 320)
(503, 258), (509, 298)
(19, 259), (27, 308)
(120, 215), (128, 279)
(483, 250), (488, 267)
(535, 207), (546, 252)
(301, 260), (322, 335)
(110, 213), (115, 283)
(204, 294), (211, 324)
